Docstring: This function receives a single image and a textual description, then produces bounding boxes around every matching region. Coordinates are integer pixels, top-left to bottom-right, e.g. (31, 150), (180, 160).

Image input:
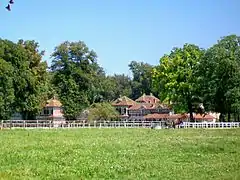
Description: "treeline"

(0, 34), (240, 121)
(153, 35), (240, 122)
(49, 41), (155, 120)
(0, 39), (154, 120)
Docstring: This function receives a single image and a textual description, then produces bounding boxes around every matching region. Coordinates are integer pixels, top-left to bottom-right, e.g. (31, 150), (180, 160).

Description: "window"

(44, 109), (48, 115)
(43, 108), (53, 115)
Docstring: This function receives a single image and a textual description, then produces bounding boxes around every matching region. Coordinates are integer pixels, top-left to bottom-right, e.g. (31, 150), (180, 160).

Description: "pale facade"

(36, 97), (65, 124)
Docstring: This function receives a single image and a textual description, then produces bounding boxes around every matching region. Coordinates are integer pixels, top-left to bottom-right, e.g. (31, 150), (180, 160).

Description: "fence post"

(52, 120), (54, 128)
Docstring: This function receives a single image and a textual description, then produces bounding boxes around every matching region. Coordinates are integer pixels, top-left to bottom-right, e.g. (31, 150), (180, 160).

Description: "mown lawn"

(0, 128), (239, 180)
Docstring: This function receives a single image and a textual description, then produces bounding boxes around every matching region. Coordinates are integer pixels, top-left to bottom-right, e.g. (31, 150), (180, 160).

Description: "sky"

(1, 0), (240, 76)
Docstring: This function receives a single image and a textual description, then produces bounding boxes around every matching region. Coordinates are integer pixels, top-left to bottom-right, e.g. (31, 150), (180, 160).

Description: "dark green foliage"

(0, 59), (15, 120)
(129, 61), (155, 99)
(51, 41), (101, 120)
(0, 39), (49, 120)
(108, 74), (132, 99)
(198, 35), (240, 121)
(87, 73), (132, 103)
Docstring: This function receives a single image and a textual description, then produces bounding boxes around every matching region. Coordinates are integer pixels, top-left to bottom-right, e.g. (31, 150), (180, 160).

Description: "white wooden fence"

(1, 120), (240, 129)
(182, 122), (240, 129)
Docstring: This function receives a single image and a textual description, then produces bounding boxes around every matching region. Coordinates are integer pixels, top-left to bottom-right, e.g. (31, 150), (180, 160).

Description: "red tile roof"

(112, 96), (136, 106)
(144, 113), (189, 120)
(129, 103), (156, 110)
(194, 114), (215, 120)
(168, 114), (188, 119)
(45, 98), (62, 107)
(129, 103), (169, 110)
(203, 114), (215, 119)
(135, 93), (160, 104)
(144, 113), (169, 119)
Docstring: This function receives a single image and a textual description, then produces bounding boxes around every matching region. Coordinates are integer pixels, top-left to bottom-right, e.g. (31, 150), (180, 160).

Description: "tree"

(129, 61), (155, 99)
(0, 39), (49, 120)
(17, 40), (49, 119)
(0, 59), (15, 120)
(51, 41), (102, 120)
(198, 35), (240, 121)
(91, 74), (133, 103)
(98, 75), (118, 101)
(152, 44), (204, 121)
(46, 71), (57, 99)
(109, 74), (132, 99)
(84, 65), (106, 104)
(87, 102), (119, 121)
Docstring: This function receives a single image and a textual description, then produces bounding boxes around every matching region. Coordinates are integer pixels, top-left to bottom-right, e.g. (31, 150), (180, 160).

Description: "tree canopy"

(0, 58), (14, 120)
(152, 44), (204, 121)
(0, 39), (49, 120)
(198, 35), (240, 121)
(129, 61), (154, 99)
(50, 41), (102, 120)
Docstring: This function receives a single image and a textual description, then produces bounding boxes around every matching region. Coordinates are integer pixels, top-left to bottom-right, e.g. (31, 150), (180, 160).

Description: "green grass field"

(0, 128), (239, 180)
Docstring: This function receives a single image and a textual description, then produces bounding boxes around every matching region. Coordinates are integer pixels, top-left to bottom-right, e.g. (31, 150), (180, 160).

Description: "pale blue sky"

(1, 0), (240, 75)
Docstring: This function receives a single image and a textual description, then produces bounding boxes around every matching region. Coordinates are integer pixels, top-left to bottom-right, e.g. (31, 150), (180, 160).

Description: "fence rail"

(1, 120), (240, 129)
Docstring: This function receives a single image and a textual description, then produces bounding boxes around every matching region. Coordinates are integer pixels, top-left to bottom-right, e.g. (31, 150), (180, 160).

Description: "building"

(111, 93), (217, 122)
(36, 97), (65, 125)
(112, 93), (172, 121)
(10, 97), (65, 124)
(144, 113), (188, 122)
(112, 96), (136, 120)
(191, 113), (216, 122)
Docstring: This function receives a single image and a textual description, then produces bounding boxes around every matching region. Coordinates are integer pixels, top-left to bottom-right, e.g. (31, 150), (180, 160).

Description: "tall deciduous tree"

(198, 35), (240, 121)
(94, 74), (132, 102)
(129, 61), (155, 99)
(17, 40), (49, 119)
(0, 58), (15, 120)
(51, 41), (101, 120)
(153, 44), (204, 121)
(109, 74), (132, 98)
(0, 39), (49, 120)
